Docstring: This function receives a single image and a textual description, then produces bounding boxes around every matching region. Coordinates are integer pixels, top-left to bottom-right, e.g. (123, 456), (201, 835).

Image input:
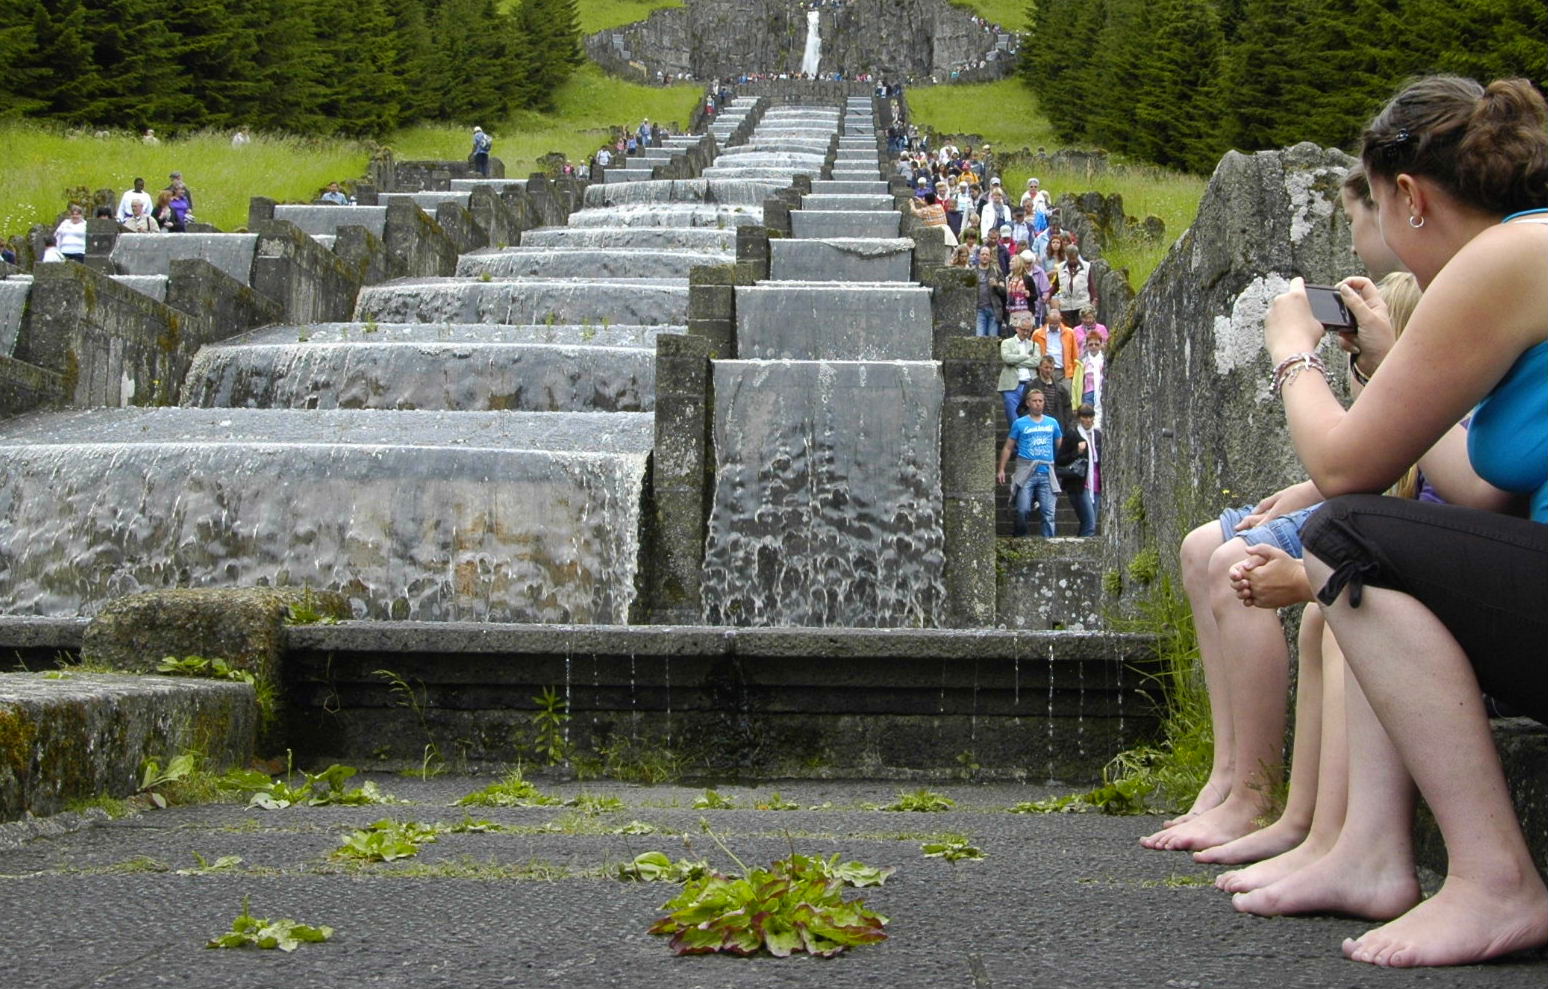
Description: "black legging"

(1301, 494), (1548, 725)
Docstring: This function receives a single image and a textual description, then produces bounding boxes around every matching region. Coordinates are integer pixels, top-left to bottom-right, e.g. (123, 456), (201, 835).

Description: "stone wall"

(1100, 143), (1358, 591)
(16, 262), (212, 407)
(585, 0), (1004, 83)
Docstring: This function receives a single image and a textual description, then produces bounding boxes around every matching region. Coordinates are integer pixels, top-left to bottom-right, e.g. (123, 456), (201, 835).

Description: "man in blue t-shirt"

(996, 388), (1064, 537)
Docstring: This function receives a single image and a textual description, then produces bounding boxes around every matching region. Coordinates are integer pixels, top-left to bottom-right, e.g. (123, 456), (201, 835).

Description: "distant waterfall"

(800, 10), (821, 76)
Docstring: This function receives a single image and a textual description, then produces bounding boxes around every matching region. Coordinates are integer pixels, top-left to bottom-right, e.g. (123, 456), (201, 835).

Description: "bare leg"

(1309, 558), (1545, 965)
(1142, 537), (1288, 851)
(1231, 653), (1421, 919)
(1157, 522), (1234, 829)
(1219, 616), (1353, 892)
(1199, 608), (1327, 865)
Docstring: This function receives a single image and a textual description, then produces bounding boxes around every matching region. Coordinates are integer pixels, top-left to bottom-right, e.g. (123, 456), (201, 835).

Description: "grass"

(4, 63), (697, 242)
(947, 0), (1028, 31)
(339, 64), (698, 177)
(906, 76), (1206, 288)
(496, 0), (682, 35)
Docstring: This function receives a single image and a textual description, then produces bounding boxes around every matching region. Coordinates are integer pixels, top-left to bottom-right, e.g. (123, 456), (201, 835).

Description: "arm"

(996, 433), (1017, 484)
(1234, 479), (1323, 530)
(1266, 224), (1548, 496)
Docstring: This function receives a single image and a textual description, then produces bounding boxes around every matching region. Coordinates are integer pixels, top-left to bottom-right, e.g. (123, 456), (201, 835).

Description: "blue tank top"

(1468, 210), (1548, 520)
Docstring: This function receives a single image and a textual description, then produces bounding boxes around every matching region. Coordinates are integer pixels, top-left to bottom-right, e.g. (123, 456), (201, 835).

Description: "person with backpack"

(471, 126), (493, 177)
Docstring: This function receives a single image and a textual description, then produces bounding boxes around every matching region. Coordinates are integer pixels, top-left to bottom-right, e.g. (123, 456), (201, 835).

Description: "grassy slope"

(389, 65), (699, 172)
(907, 78), (1204, 287)
(496, 0), (683, 34)
(947, 0), (1028, 31)
(5, 65), (698, 236)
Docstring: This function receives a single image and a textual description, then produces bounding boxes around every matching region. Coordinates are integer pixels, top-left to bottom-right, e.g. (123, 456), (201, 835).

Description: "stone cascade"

(701, 98), (947, 627)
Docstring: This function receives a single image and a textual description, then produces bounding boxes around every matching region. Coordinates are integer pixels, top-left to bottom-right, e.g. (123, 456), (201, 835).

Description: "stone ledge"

(0, 672), (255, 822)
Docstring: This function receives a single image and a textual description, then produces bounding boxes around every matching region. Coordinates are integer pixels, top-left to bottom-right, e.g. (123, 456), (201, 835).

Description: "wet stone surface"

(0, 776), (1540, 989)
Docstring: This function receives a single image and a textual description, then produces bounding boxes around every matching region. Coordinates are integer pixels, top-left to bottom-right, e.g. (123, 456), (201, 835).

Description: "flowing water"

(801, 10), (822, 76)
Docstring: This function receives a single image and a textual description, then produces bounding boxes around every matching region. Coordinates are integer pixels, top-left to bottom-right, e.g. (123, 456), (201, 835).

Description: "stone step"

(791, 210), (901, 239)
(354, 276), (690, 325)
(108, 232), (260, 285)
(379, 191), (472, 210)
(272, 204), (386, 237)
(768, 237), (913, 282)
(0, 408), (654, 623)
(457, 247), (734, 279)
(735, 282), (931, 360)
(0, 671), (255, 822)
(996, 535), (1107, 630)
(448, 178), (527, 194)
(520, 226), (737, 252)
(812, 180), (889, 195)
(801, 194), (893, 211)
(184, 325), (658, 413)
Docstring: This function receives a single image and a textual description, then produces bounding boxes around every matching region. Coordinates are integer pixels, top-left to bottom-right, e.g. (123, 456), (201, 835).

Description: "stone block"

(0, 672), (256, 821)
(769, 238), (913, 282)
(82, 587), (347, 678)
(996, 537), (1108, 630)
(467, 186), (523, 248)
(0, 354), (67, 417)
(16, 262), (213, 407)
(383, 200), (458, 278)
(252, 220), (361, 323)
(332, 226), (394, 286)
(433, 203), (488, 255)
(165, 258), (284, 344)
(736, 283), (933, 361)
(925, 267), (979, 353)
(687, 317), (735, 358)
(85, 218), (118, 260)
(247, 196), (276, 228)
(941, 493), (997, 628)
(938, 334), (1000, 395)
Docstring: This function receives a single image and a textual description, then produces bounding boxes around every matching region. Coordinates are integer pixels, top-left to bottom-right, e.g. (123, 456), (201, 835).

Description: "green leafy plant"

(333, 819), (441, 862)
(753, 791), (798, 811)
(176, 853), (245, 875)
(649, 853), (889, 957)
(529, 686), (571, 766)
(207, 896), (332, 951)
(883, 788), (955, 813)
(1127, 547), (1161, 585)
(1103, 569), (1124, 597)
(138, 753), (197, 809)
(619, 851), (713, 883)
(285, 587), (339, 625)
(566, 792), (624, 815)
(455, 768), (560, 808)
(921, 834), (985, 862)
(692, 789), (736, 810)
(242, 755), (392, 809)
(441, 814), (503, 834)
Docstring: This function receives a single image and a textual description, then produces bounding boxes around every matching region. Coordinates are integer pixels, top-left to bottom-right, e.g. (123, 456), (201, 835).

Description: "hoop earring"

(1408, 215), (1425, 229)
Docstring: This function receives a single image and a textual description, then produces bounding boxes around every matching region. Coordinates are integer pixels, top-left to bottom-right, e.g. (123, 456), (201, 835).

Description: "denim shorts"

(1217, 503), (1324, 558)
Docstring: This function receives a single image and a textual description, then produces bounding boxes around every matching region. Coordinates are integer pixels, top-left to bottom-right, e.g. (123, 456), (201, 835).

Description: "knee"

(1180, 522), (1222, 582)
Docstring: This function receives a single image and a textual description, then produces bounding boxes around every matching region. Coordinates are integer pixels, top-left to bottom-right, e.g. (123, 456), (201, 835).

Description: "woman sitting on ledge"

(1265, 74), (1548, 968)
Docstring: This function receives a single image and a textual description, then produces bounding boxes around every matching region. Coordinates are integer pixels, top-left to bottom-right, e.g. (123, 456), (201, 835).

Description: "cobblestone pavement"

(1, 776), (1542, 988)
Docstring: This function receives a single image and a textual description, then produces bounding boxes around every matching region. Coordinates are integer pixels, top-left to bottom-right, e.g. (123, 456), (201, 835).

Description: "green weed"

(207, 896), (332, 951)
(455, 768), (561, 808)
(883, 789), (955, 813)
(528, 686), (571, 766)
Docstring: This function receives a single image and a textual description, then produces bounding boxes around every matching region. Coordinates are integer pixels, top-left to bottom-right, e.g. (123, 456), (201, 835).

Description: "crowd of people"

(37, 172), (198, 262)
(899, 148), (1107, 540)
(1137, 74), (1547, 970)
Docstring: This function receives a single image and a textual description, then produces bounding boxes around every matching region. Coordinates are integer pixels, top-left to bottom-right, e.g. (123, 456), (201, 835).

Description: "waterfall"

(800, 10), (822, 76)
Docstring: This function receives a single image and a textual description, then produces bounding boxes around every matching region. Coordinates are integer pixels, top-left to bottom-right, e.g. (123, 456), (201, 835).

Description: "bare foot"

(1161, 777), (1230, 829)
(1215, 832), (1331, 893)
(1231, 840), (1420, 919)
(1193, 813), (1308, 865)
(1140, 798), (1265, 852)
(1342, 872), (1548, 967)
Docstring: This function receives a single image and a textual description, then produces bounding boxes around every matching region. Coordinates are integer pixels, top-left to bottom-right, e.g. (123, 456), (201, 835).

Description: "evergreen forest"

(0, 0), (584, 137)
(1020, 0), (1547, 172)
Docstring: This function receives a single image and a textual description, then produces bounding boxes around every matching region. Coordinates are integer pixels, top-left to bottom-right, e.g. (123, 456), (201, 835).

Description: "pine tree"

(81, 0), (197, 128)
(13, 0), (105, 123)
(165, 0), (265, 129)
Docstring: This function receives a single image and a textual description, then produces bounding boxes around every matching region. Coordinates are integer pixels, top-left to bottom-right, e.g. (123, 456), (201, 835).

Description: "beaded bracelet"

(1270, 352), (1330, 397)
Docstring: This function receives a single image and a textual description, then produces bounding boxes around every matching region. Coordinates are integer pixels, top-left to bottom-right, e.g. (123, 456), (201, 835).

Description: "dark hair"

(1077, 404), (1096, 418)
(1361, 75), (1547, 215)
(1341, 161), (1374, 209)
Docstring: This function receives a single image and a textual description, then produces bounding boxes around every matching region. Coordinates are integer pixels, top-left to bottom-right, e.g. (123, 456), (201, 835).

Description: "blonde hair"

(1377, 271), (1425, 499)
